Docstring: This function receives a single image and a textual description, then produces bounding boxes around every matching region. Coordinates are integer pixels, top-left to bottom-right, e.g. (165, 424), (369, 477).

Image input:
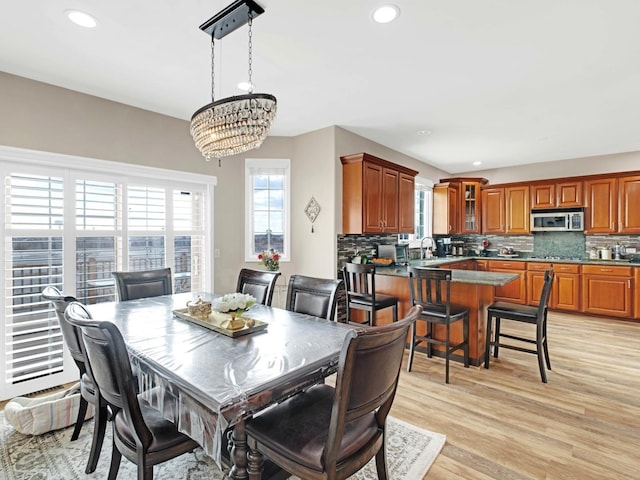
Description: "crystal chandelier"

(190, 0), (277, 164)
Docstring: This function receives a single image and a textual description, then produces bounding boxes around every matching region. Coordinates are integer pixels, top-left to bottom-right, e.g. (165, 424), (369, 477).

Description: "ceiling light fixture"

(65, 10), (97, 28)
(190, 0), (277, 165)
(417, 129), (432, 136)
(473, 161), (482, 166)
(372, 5), (400, 24)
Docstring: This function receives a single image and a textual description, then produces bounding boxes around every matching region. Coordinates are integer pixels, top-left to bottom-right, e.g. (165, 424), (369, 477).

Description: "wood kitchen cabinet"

(437, 177), (488, 234)
(584, 177), (617, 233)
(618, 174), (640, 234)
(489, 260), (527, 304)
(526, 262), (553, 306)
(341, 153), (418, 234)
(530, 180), (583, 209)
(527, 262), (580, 311)
(481, 186), (529, 234)
(433, 182), (459, 235)
(582, 264), (633, 318)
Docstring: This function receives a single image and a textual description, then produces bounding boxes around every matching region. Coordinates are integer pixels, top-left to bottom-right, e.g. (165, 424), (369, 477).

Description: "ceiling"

(2, 0), (640, 174)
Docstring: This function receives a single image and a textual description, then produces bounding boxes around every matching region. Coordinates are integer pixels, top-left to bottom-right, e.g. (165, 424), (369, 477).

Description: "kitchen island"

(366, 260), (519, 366)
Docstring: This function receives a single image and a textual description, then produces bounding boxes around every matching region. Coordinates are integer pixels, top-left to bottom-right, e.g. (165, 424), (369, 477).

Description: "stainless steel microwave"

(530, 209), (584, 232)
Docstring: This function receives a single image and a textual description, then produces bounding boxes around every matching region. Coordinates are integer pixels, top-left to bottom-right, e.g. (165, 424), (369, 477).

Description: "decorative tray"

(172, 308), (268, 338)
(497, 254), (519, 258)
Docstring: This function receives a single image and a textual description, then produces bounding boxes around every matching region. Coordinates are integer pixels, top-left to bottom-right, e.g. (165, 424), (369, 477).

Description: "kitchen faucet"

(420, 236), (434, 259)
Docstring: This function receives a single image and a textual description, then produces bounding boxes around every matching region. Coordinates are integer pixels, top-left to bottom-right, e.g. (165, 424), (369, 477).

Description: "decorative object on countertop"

(213, 292), (256, 316)
(186, 296), (212, 318)
(259, 248), (280, 271)
(304, 196), (321, 233)
(190, 0), (277, 165)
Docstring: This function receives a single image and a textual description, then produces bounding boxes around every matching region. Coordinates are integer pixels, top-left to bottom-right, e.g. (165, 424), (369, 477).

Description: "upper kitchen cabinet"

(341, 153), (418, 234)
(530, 180), (583, 209)
(436, 177), (488, 234)
(584, 177), (617, 233)
(433, 182), (459, 235)
(481, 185), (530, 234)
(619, 174), (640, 234)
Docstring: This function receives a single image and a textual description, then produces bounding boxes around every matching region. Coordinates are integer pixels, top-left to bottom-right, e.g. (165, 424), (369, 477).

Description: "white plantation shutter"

(3, 173), (72, 394)
(1, 147), (215, 400)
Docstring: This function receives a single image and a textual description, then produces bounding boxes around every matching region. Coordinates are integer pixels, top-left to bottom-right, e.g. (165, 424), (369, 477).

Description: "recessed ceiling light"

(372, 5), (400, 24)
(65, 10), (97, 28)
(416, 129), (431, 136)
(473, 161), (482, 166)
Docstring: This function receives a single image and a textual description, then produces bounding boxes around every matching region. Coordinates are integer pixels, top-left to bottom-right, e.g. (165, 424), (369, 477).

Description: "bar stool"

(342, 263), (398, 326)
(407, 266), (469, 383)
(485, 268), (555, 383)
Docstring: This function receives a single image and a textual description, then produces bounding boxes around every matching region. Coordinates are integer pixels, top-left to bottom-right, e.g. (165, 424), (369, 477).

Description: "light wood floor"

(2, 312), (638, 479)
(392, 311), (640, 479)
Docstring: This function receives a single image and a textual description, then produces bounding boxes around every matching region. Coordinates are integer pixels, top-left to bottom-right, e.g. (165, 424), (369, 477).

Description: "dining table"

(86, 291), (358, 480)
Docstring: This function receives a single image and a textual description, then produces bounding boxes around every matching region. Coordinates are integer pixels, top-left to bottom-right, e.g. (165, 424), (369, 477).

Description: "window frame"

(0, 145), (216, 400)
(244, 158), (291, 262)
(398, 176), (434, 248)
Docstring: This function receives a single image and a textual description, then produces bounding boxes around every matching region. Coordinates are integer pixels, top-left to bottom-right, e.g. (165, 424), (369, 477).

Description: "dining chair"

(406, 266), (470, 384)
(342, 263), (399, 326)
(41, 286), (108, 474)
(245, 305), (422, 480)
(236, 268), (281, 306)
(485, 268), (555, 383)
(64, 301), (198, 480)
(285, 275), (342, 320)
(112, 267), (172, 301)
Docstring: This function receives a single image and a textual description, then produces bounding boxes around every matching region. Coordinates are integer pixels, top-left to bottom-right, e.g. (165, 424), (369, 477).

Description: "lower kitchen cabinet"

(582, 265), (633, 318)
(551, 264), (581, 311)
(526, 263), (553, 306)
(489, 260), (527, 304)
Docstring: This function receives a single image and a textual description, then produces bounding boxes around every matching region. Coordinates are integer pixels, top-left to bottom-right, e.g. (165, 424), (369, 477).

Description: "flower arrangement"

(258, 248), (280, 271)
(213, 292), (256, 314)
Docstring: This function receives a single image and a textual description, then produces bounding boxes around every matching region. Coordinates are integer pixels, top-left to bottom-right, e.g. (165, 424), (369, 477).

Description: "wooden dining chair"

(342, 263), (398, 326)
(485, 268), (555, 383)
(245, 305), (422, 480)
(407, 266), (470, 384)
(112, 267), (172, 301)
(236, 268), (281, 306)
(41, 286), (108, 474)
(285, 275), (342, 320)
(64, 301), (198, 480)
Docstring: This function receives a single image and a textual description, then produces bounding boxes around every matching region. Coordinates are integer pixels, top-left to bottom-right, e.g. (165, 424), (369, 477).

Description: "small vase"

(266, 265), (279, 272)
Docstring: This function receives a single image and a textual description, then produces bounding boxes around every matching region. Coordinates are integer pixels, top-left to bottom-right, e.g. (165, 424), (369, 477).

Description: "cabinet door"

(582, 274), (632, 318)
(530, 184), (555, 209)
(461, 182), (481, 233)
(556, 181), (583, 207)
(481, 188), (505, 234)
(490, 261), (527, 304)
(553, 273), (581, 311)
(382, 167), (399, 232)
(527, 271), (547, 306)
(585, 177), (617, 233)
(433, 183), (458, 234)
(618, 175), (640, 234)
(363, 162), (384, 232)
(505, 186), (530, 234)
(398, 173), (415, 233)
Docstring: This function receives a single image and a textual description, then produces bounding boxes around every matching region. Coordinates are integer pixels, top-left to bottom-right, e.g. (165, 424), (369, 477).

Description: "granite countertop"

(375, 261), (519, 286)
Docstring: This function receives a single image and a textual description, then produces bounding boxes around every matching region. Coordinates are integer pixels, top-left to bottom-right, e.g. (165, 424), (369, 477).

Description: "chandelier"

(190, 0), (277, 164)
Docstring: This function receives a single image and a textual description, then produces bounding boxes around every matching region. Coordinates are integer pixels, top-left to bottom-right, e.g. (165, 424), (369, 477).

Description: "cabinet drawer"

(488, 261), (526, 270)
(527, 262), (553, 271)
(553, 263), (580, 274)
(582, 265), (633, 276)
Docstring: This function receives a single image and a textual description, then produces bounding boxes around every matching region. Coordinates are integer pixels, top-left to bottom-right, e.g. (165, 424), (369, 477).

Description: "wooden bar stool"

(342, 263), (398, 326)
(485, 268), (555, 383)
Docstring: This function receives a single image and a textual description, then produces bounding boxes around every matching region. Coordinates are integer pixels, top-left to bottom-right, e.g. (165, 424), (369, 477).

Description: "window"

(0, 146), (215, 399)
(398, 177), (433, 247)
(245, 159), (290, 261)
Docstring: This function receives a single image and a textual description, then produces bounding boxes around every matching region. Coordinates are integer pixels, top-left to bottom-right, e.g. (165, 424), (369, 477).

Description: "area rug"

(0, 411), (445, 479)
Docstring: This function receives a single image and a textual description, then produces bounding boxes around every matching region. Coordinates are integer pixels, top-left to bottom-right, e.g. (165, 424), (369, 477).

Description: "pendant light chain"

(247, 13), (253, 93)
(210, 36), (216, 102)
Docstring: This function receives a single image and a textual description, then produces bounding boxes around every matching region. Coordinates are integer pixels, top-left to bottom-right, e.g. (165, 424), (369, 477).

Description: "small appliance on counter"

(375, 244), (409, 265)
(435, 237), (452, 257)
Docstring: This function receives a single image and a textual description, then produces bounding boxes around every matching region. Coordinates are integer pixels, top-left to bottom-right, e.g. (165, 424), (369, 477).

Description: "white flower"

(214, 292), (256, 313)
